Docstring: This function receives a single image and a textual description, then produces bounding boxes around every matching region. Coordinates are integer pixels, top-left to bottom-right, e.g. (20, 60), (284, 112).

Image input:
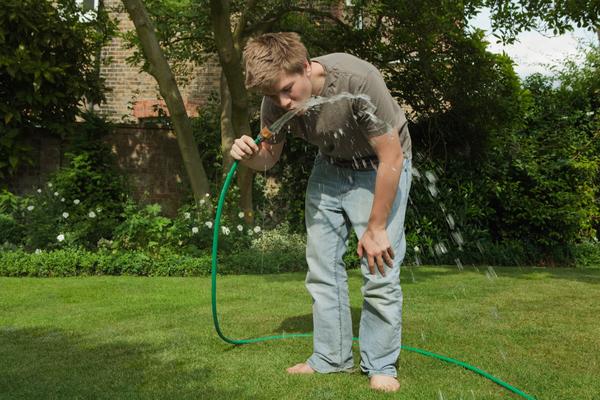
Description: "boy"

(231, 32), (412, 392)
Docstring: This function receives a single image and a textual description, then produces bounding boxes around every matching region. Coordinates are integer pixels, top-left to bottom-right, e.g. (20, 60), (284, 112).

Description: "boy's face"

(266, 60), (312, 111)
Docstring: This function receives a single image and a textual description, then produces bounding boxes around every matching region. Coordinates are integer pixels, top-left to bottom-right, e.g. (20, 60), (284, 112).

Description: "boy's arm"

(357, 127), (404, 276)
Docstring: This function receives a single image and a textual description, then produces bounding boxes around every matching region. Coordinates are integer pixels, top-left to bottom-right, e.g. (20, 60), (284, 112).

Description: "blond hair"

(243, 32), (310, 93)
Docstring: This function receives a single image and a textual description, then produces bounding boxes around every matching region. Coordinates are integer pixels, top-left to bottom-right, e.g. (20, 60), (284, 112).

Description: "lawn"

(1, 266), (599, 399)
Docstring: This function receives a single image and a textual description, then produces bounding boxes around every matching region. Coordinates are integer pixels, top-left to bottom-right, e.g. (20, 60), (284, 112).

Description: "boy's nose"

(280, 96), (292, 110)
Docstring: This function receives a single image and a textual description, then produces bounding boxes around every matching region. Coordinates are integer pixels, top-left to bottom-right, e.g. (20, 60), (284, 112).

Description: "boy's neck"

(310, 61), (326, 96)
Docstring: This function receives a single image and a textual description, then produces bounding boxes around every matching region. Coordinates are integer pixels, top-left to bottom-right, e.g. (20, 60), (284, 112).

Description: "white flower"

(205, 221), (213, 229)
(199, 199), (205, 205)
(222, 226), (230, 235)
(27, 205), (35, 211)
(237, 224), (243, 232)
(61, 198), (65, 202)
(47, 183), (53, 188)
(73, 199), (80, 205)
(269, 210), (274, 217)
(96, 208), (101, 213)
(62, 212), (69, 219)
(54, 192), (59, 197)
(238, 211), (245, 218)
(586, 111), (594, 116)
(253, 226), (261, 233)
(57, 234), (65, 242)
(205, 193), (210, 197)
(192, 226), (199, 234)
(35, 249), (42, 254)
(247, 229), (253, 236)
(414, 246), (420, 253)
(37, 189), (42, 194)
(88, 211), (96, 218)
(184, 212), (191, 219)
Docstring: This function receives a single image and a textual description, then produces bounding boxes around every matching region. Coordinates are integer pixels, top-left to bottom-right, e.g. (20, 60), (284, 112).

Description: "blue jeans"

(304, 154), (412, 377)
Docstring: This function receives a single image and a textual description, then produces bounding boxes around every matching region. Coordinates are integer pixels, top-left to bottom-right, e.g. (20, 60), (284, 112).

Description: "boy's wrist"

(366, 219), (386, 231)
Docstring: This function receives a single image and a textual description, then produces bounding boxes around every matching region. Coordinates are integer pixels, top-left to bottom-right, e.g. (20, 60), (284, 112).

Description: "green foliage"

(258, 138), (317, 234)
(3, 114), (129, 250)
(0, 212), (22, 246)
(0, 248), (212, 277)
(572, 241), (600, 268)
(479, 0), (600, 44)
(483, 47), (599, 253)
(111, 193), (263, 257)
(190, 92), (225, 185)
(219, 222), (306, 274)
(0, 0), (115, 178)
(112, 201), (174, 253)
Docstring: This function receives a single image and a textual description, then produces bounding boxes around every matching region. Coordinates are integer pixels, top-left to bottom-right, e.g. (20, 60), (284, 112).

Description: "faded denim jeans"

(304, 153), (412, 378)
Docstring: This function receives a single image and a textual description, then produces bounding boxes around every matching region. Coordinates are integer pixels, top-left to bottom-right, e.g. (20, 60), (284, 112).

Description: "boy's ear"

(304, 60), (311, 76)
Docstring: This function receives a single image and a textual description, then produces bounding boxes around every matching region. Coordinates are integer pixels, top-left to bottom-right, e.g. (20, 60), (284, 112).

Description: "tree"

(121, 0), (211, 202)
(476, 0), (600, 44)
(0, 0), (114, 180)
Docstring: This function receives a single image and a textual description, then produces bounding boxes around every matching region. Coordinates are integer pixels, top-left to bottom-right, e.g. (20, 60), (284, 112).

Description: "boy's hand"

(230, 135), (259, 160)
(357, 228), (395, 276)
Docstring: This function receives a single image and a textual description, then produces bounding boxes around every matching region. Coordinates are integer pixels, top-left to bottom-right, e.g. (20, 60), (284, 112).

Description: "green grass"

(1, 266), (599, 399)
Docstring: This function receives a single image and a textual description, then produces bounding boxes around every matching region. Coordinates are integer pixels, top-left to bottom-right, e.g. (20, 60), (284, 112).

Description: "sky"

(468, 8), (597, 78)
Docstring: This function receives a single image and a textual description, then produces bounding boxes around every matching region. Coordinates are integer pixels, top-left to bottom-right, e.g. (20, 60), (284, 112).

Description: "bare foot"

(286, 363), (315, 374)
(370, 375), (400, 392)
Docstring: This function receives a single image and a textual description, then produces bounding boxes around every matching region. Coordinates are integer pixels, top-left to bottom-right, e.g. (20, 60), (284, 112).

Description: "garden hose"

(210, 130), (536, 400)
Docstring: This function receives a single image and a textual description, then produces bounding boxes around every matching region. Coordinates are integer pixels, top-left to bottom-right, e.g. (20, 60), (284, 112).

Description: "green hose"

(211, 135), (536, 399)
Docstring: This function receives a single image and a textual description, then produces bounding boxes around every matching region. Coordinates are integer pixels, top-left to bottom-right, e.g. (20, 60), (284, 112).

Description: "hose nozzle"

(259, 126), (274, 141)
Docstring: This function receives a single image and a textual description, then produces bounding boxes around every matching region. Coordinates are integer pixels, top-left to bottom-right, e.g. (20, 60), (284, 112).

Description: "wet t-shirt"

(261, 53), (412, 160)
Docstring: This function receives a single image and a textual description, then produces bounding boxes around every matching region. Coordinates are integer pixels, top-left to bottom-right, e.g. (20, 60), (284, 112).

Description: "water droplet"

(411, 167), (421, 179)
(427, 184), (438, 197)
(434, 242), (448, 255)
(476, 241), (484, 254)
(451, 231), (464, 246)
(454, 258), (463, 270)
(486, 266), (498, 280)
(425, 170), (437, 183)
(491, 306), (500, 319)
(445, 214), (455, 229)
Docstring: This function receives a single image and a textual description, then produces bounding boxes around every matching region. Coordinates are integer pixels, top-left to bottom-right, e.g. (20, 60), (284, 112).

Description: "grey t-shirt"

(261, 53), (412, 160)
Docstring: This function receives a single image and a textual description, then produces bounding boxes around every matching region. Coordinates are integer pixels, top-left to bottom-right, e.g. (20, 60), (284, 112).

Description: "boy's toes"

(370, 375), (400, 392)
(286, 363), (315, 374)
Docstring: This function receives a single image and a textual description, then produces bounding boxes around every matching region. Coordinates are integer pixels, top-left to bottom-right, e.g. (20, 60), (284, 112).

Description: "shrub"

(220, 223), (306, 274)
(0, 0), (115, 178)
(0, 248), (212, 277)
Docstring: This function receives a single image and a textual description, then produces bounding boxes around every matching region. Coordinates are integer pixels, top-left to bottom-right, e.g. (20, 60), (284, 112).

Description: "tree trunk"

(210, 0), (255, 223)
(122, 0), (210, 204)
(219, 71), (235, 174)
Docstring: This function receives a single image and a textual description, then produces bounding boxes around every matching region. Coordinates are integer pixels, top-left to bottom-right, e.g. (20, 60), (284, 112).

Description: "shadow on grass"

(0, 327), (263, 400)
(275, 307), (363, 337)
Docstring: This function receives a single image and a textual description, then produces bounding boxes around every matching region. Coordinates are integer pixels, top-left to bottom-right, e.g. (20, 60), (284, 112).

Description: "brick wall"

(106, 125), (190, 216)
(6, 131), (64, 197)
(7, 125), (191, 217)
(97, 0), (221, 122)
